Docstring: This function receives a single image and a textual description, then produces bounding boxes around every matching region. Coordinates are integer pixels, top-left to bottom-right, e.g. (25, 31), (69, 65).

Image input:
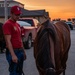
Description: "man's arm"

(21, 42), (26, 60)
(4, 35), (18, 63)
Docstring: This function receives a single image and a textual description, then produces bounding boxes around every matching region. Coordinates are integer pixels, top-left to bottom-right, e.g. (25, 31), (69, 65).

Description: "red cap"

(11, 5), (22, 15)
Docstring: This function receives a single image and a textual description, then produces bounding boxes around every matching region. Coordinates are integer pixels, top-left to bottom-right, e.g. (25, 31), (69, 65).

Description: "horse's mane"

(34, 20), (56, 70)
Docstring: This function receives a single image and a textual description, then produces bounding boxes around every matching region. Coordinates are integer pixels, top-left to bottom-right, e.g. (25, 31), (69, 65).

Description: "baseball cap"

(11, 5), (22, 15)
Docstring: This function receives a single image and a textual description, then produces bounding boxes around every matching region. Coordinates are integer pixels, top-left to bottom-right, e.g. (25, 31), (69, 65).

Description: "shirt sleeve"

(3, 22), (12, 35)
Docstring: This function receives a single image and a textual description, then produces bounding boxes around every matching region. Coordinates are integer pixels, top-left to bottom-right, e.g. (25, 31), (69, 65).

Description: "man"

(3, 5), (26, 75)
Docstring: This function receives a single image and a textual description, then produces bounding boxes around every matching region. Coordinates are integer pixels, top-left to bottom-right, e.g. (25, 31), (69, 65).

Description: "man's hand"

(12, 54), (18, 63)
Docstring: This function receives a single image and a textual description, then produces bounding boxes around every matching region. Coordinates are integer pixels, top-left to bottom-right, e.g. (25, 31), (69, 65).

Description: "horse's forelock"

(37, 19), (56, 46)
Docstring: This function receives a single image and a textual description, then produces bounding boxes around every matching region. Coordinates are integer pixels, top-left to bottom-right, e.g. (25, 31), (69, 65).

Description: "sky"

(15, 0), (75, 20)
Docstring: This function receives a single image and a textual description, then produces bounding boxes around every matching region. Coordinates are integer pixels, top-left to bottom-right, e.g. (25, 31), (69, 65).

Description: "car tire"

(25, 36), (32, 49)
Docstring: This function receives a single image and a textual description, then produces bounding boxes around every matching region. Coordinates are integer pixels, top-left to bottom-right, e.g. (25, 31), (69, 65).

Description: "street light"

(4, 0), (8, 22)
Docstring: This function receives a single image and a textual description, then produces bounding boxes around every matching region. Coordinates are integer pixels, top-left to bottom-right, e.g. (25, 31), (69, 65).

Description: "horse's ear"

(37, 23), (41, 28)
(41, 19), (50, 26)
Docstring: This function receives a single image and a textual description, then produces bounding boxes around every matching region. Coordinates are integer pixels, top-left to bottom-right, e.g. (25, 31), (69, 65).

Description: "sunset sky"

(15, 0), (75, 20)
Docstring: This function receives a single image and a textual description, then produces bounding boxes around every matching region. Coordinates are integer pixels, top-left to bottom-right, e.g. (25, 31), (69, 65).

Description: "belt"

(6, 48), (23, 50)
(6, 48), (23, 55)
(14, 48), (23, 51)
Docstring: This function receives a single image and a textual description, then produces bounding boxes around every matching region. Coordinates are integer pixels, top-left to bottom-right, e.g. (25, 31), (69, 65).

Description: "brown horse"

(33, 20), (71, 75)
(0, 23), (6, 53)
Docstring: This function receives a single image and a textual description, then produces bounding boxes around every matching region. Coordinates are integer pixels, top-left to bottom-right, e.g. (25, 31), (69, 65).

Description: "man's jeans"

(6, 48), (24, 75)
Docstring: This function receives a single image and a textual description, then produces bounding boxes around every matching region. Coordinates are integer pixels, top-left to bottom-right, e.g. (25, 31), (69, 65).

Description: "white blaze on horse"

(34, 20), (71, 75)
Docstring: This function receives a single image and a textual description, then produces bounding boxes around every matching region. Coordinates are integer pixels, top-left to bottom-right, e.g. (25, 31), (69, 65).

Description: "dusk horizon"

(15, 0), (75, 20)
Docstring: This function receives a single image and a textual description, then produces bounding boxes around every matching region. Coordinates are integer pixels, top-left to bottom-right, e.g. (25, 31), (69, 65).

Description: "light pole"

(4, 0), (8, 22)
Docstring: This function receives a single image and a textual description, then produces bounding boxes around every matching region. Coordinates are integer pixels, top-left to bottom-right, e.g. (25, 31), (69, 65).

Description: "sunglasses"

(14, 14), (21, 16)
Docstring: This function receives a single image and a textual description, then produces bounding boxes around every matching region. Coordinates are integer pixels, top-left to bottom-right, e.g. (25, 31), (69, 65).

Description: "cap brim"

(14, 11), (22, 15)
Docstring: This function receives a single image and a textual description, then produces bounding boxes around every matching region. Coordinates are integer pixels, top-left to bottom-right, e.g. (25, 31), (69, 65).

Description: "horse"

(0, 23), (6, 53)
(33, 20), (71, 75)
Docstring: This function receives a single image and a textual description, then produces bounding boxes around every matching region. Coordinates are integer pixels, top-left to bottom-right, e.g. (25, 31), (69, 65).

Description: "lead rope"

(22, 70), (25, 75)
(63, 70), (65, 75)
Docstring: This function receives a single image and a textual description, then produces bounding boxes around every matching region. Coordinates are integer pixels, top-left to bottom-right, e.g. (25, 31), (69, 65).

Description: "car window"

(66, 22), (72, 25)
(19, 19), (34, 26)
(17, 21), (31, 27)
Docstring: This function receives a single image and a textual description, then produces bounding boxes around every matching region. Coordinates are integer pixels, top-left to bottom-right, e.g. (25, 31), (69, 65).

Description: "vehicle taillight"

(21, 27), (25, 37)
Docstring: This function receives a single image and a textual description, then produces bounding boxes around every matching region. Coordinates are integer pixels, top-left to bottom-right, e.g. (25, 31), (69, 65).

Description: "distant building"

(0, 0), (50, 24)
(0, 0), (24, 8)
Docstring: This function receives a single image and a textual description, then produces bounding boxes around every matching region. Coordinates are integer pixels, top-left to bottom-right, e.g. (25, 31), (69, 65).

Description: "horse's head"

(34, 19), (57, 75)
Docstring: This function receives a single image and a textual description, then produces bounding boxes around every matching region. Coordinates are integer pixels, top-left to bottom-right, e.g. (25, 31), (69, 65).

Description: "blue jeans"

(6, 48), (24, 75)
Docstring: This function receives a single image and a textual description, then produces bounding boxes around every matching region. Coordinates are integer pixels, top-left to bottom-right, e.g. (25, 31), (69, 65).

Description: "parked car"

(18, 18), (39, 49)
(65, 21), (73, 30)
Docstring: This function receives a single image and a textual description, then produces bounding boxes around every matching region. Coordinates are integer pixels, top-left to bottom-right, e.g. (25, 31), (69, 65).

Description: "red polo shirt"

(3, 19), (23, 49)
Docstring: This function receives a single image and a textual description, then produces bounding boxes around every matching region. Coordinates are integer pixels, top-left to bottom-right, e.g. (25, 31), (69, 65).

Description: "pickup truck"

(18, 18), (39, 49)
